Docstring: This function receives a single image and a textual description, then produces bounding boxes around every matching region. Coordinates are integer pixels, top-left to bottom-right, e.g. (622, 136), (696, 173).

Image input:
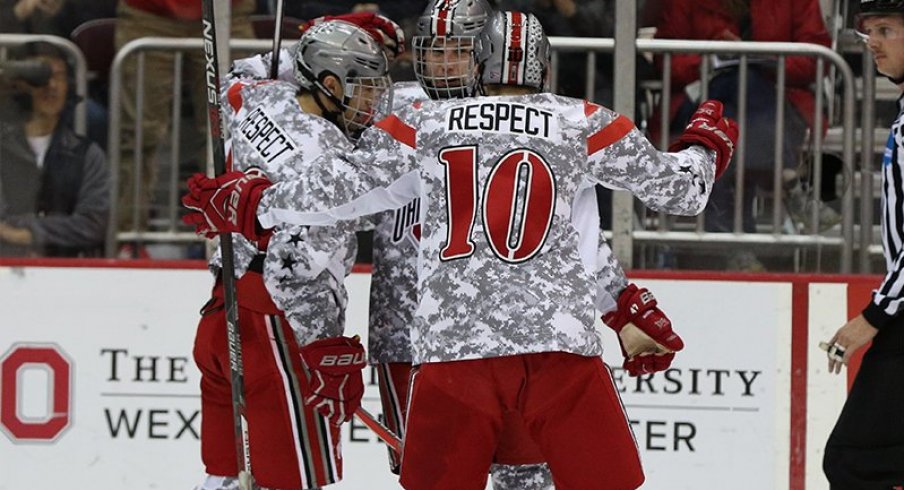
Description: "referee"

(823, 0), (904, 487)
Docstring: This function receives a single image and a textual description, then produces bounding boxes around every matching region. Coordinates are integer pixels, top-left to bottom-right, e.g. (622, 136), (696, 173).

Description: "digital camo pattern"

(265, 223), (358, 346)
(195, 475), (282, 490)
(227, 46), (297, 85)
(259, 92), (716, 364)
(195, 475), (240, 490)
(596, 227), (627, 315)
(490, 463), (554, 490)
(208, 50), (298, 277)
(367, 81), (428, 363)
(194, 475), (278, 490)
(215, 78), (359, 344)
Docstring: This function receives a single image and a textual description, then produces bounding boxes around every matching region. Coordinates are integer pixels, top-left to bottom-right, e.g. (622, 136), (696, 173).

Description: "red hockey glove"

(181, 168), (272, 241)
(300, 13), (405, 58)
(298, 336), (367, 425)
(602, 283), (685, 376)
(668, 100), (739, 180)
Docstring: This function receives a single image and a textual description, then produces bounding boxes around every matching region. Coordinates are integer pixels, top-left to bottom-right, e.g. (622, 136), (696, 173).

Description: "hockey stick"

(269, 0), (285, 80)
(355, 406), (402, 452)
(201, 2), (254, 489)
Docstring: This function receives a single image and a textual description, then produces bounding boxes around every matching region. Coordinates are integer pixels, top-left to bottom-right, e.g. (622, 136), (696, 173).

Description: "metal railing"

(106, 37), (272, 256)
(106, 36), (861, 272)
(0, 34), (88, 135)
(550, 37), (858, 273)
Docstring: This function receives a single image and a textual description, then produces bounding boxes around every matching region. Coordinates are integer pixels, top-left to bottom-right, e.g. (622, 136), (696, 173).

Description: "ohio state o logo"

(1, 344), (72, 442)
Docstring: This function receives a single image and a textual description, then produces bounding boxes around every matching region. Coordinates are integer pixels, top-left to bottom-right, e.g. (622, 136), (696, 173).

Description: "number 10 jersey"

(259, 93), (718, 364)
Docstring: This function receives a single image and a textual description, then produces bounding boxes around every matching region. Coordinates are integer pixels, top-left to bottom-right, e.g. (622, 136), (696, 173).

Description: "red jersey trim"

(375, 115), (417, 149)
(227, 81), (244, 112)
(587, 115), (633, 156)
(584, 100), (602, 117)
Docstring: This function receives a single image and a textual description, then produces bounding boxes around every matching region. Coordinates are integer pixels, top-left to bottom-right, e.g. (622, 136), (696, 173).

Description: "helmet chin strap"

(888, 72), (904, 84)
(311, 74), (350, 134)
(312, 88), (342, 126)
(475, 64), (487, 96)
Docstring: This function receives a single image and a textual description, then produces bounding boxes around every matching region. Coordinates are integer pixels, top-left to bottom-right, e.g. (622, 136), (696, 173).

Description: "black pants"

(823, 318), (904, 489)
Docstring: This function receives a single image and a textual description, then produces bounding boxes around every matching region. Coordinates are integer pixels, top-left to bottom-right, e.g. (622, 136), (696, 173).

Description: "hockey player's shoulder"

(391, 81), (428, 112)
(294, 112), (352, 148)
(249, 79), (296, 93)
(227, 78), (294, 101)
(536, 93), (620, 124)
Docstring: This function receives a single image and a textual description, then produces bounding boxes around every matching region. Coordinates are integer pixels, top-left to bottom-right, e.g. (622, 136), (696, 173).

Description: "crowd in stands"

(0, 0), (860, 271)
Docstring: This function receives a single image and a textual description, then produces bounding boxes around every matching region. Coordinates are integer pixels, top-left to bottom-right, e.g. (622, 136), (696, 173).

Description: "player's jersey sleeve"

(569, 179), (626, 315)
(583, 102), (716, 216)
(264, 222), (359, 346)
(258, 112), (421, 228)
(226, 46), (297, 86)
(594, 233), (627, 315)
(211, 79), (354, 278)
(225, 80), (361, 276)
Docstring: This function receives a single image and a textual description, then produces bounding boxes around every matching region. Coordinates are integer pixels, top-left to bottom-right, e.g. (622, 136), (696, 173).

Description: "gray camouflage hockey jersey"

(229, 46), (297, 84)
(259, 93), (716, 364)
(305, 81), (628, 363)
(225, 49), (413, 356)
(367, 81), (426, 363)
(215, 78), (358, 346)
(208, 49), (299, 278)
(226, 56), (628, 360)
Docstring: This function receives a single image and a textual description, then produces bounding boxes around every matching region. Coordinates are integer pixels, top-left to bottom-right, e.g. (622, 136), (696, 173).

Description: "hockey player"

(187, 20), (391, 490)
(376, 4), (674, 488)
(185, 11), (737, 490)
(298, 6), (562, 486)
(307, 5), (663, 488)
(369, 0), (502, 478)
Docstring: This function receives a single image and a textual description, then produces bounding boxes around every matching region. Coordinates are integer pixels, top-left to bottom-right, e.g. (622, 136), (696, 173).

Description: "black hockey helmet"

(857, 0), (904, 29)
(859, 0), (904, 15)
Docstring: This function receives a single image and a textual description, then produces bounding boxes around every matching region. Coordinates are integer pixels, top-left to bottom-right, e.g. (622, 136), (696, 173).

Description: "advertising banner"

(601, 280), (792, 490)
(0, 264), (872, 490)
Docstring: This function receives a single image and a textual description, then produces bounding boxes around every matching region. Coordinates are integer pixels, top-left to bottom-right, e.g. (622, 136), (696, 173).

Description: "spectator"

(282, 1), (425, 27)
(655, 0), (831, 270)
(113, 0), (254, 237)
(0, 0), (115, 36)
(1, 0), (66, 34)
(0, 42), (109, 257)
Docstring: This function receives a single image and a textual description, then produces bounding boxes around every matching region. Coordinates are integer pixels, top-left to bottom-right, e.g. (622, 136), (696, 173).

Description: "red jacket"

(655, 0), (831, 129)
(125, 0), (245, 21)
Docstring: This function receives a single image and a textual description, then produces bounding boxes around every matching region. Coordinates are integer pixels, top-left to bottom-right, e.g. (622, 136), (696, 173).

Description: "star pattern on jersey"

(288, 232), (304, 246)
(280, 254), (298, 272)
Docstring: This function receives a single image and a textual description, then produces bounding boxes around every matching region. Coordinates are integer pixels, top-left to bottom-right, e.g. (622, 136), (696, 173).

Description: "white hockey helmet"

(293, 20), (393, 139)
(474, 11), (550, 93)
(412, 0), (493, 99)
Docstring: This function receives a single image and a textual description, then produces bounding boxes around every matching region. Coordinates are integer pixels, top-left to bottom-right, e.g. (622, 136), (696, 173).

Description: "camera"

(0, 60), (51, 87)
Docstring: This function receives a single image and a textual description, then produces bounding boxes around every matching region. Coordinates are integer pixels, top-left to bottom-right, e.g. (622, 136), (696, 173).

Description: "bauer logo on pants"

(320, 353), (366, 367)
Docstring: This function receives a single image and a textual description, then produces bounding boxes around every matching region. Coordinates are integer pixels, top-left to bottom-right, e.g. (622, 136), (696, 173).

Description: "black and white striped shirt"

(863, 95), (904, 329)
